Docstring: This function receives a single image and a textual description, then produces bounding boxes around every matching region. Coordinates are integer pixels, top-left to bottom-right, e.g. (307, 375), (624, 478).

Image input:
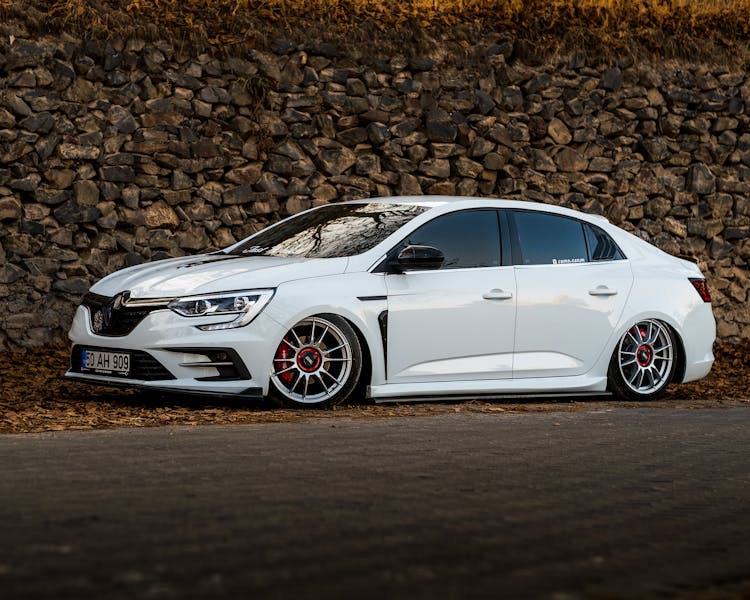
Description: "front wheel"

(608, 319), (676, 401)
(269, 314), (362, 408)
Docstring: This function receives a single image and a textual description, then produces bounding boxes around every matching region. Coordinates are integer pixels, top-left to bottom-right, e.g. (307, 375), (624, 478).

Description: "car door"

(509, 210), (633, 378)
(383, 209), (517, 384)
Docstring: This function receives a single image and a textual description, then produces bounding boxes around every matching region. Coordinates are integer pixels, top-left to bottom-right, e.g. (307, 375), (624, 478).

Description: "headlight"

(167, 289), (274, 330)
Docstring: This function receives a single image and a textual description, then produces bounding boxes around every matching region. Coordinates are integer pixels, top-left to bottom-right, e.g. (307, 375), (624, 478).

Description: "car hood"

(89, 254), (349, 298)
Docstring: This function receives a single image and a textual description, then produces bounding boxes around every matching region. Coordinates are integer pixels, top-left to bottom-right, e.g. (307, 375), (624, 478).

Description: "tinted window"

(395, 209), (501, 269)
(585, 223), (625, 261)
(230, 202), (427, 258)
(513, 211), (588, 266)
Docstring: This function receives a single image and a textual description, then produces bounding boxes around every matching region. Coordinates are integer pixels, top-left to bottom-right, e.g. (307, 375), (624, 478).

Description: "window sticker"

(552, 258), (586, 265)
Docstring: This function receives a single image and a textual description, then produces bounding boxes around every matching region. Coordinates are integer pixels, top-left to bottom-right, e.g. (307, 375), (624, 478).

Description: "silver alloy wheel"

(617, 319), (674, 395)
(271, 317), (354, 404)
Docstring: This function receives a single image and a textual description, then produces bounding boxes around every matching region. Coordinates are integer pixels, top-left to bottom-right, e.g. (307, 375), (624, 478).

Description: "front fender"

(263, 273), (388, 387)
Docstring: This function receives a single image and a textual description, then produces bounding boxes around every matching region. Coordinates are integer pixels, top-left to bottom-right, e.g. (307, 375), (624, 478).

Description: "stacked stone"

(0, 32), (748, 347)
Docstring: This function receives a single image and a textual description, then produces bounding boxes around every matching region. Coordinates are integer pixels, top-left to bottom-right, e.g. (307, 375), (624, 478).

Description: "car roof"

(343, 196), (611, 224)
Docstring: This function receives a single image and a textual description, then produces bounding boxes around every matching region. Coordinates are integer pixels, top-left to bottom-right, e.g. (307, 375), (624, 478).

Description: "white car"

(66, 197), (715, 407)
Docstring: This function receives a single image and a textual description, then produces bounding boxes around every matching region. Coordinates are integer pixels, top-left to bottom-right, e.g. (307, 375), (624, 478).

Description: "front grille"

(82, 292), (167, 337)
(71, 345), (176, 381)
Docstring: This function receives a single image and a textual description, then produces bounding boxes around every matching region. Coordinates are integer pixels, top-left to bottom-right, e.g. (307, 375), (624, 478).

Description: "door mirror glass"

(394, 245), (445, 272)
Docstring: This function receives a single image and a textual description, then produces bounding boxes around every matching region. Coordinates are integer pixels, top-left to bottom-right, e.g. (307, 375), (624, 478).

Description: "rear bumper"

(682, 355), (714, 384)
(678, 302), (716, 384)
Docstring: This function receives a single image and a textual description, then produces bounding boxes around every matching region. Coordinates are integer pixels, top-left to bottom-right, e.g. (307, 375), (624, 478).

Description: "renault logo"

(91, 291), (131, 334)
(112, 291), (131, 309)
(92, 309), (105, 333)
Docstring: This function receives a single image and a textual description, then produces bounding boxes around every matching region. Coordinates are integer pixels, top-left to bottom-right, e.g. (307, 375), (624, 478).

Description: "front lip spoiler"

(63, 373), (264, 401)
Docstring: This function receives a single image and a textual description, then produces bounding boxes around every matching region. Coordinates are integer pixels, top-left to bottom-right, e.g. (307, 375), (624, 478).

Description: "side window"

(397, 209), (501, 269)
(585, 223), (625, 261)
(512, 211), (588, 266)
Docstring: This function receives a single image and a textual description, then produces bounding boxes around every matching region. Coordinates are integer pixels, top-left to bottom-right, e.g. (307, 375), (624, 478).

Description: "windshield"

(230, 202), (428, 258)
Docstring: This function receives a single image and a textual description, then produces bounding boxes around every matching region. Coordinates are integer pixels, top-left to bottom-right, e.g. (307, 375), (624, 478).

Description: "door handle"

(483, 289), (513, 300)
(589, 285), (618, 296)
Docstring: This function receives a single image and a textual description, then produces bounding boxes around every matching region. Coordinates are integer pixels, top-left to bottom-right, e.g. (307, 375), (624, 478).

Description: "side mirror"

(392, 245), (444, 272)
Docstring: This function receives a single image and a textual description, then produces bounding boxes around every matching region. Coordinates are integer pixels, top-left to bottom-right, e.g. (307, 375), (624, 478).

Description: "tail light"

(689, 278), (711, 302)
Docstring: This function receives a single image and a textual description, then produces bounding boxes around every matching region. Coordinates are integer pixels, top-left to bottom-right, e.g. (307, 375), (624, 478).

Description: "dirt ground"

(0, 341), (748, 434)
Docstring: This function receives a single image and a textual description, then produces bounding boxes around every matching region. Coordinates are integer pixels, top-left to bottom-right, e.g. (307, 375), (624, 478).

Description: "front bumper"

(65, 305), (286, 397)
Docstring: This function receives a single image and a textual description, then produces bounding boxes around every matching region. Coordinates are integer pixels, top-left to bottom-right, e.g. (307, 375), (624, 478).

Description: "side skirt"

(368, 374), (609, 402)
(370, 391), (611, 404)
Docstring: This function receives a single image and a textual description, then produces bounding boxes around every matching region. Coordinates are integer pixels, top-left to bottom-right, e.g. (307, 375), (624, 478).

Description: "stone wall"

(0, 32), (748, 348)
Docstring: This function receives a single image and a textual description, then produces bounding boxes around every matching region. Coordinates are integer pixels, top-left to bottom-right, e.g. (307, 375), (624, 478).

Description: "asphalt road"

(1, 408), (749, 599)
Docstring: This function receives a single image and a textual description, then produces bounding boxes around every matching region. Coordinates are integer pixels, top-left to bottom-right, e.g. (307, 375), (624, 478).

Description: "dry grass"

(0, 341), (748, 434)
(1, 0), (750, 59)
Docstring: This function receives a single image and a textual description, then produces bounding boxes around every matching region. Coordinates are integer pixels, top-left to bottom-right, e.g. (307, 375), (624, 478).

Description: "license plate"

(81, 349), (130, 376)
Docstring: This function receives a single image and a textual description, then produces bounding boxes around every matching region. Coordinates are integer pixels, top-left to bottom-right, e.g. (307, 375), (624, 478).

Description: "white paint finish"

(513, 260), (634, 378)
(66, 196), (716, 401)
(393, 353), (515, 379)
(513, 352), (582, 373)
(385, 267), (516, 383)
(92, 254), (348, 298)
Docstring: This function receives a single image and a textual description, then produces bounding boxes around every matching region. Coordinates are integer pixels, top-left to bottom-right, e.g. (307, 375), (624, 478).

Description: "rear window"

(230, 202), (428, 258)
(512, 211), (588, 266)
(585, 223), (625, 261)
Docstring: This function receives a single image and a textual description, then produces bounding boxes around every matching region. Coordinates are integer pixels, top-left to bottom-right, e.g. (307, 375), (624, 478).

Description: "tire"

(269, 314), (363, 408)
(608, 319), (676, 401)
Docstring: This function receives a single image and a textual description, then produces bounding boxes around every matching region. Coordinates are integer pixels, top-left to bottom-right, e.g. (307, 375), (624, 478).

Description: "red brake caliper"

(275, 338), (295, 385)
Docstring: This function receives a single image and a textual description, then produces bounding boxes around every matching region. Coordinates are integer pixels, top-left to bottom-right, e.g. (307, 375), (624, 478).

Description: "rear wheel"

(270, 314), (362, 408)
(608, 319), (676, 401)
